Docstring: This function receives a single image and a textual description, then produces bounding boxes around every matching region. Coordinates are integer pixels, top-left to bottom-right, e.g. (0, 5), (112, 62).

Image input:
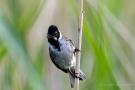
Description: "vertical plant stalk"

(75, 0), (83, 90)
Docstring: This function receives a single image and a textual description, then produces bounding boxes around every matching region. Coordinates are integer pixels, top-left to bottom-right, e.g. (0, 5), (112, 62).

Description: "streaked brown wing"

(49, 48), (68, 73)
(63, 36), (74, 45)
(63, 37), (76, 56)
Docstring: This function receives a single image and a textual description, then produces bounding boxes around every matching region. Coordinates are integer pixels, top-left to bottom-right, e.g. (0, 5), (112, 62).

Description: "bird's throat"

(48, 39), (61, 51)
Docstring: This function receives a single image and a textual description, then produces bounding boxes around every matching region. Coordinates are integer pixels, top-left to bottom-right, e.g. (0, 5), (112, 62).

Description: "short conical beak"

(47, 34), (51, 39)
(47, 34), (56, 40)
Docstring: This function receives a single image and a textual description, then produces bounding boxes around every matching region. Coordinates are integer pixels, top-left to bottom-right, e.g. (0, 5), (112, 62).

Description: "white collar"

(58, 30), (62, 40)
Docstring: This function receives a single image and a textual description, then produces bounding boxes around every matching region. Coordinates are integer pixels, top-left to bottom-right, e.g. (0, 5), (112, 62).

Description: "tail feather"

(68, 69), (86, 88)
(79, 70), (86, 80)
(68, 72), (75, 88)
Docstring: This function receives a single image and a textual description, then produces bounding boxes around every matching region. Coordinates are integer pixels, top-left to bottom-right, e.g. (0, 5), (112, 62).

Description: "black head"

(47, 25), (61, 51)
(47, 25), (61, 41)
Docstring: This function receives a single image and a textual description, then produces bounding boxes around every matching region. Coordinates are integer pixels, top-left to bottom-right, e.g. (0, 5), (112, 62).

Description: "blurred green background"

(0, 0), (135, 90)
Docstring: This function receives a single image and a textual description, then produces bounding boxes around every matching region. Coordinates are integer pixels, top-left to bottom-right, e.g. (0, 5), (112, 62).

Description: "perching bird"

(47, 25), (86, 88)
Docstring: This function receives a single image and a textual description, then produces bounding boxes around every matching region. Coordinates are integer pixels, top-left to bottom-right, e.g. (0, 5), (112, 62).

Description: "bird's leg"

(75, 48), (80, 52)
(73, 48), (81, 56)
(68, 68), (80, 78)
(74, 73), (79, 74)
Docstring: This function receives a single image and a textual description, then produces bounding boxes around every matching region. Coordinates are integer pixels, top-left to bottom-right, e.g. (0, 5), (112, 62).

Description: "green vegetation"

(0, 0), (134, 90)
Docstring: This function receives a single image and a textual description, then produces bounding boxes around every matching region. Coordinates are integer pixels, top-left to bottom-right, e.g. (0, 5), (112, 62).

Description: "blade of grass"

(0, 11), (47, 90)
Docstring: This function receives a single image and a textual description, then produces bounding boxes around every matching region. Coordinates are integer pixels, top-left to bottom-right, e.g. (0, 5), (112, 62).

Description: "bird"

(47, 25), (86, 88)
